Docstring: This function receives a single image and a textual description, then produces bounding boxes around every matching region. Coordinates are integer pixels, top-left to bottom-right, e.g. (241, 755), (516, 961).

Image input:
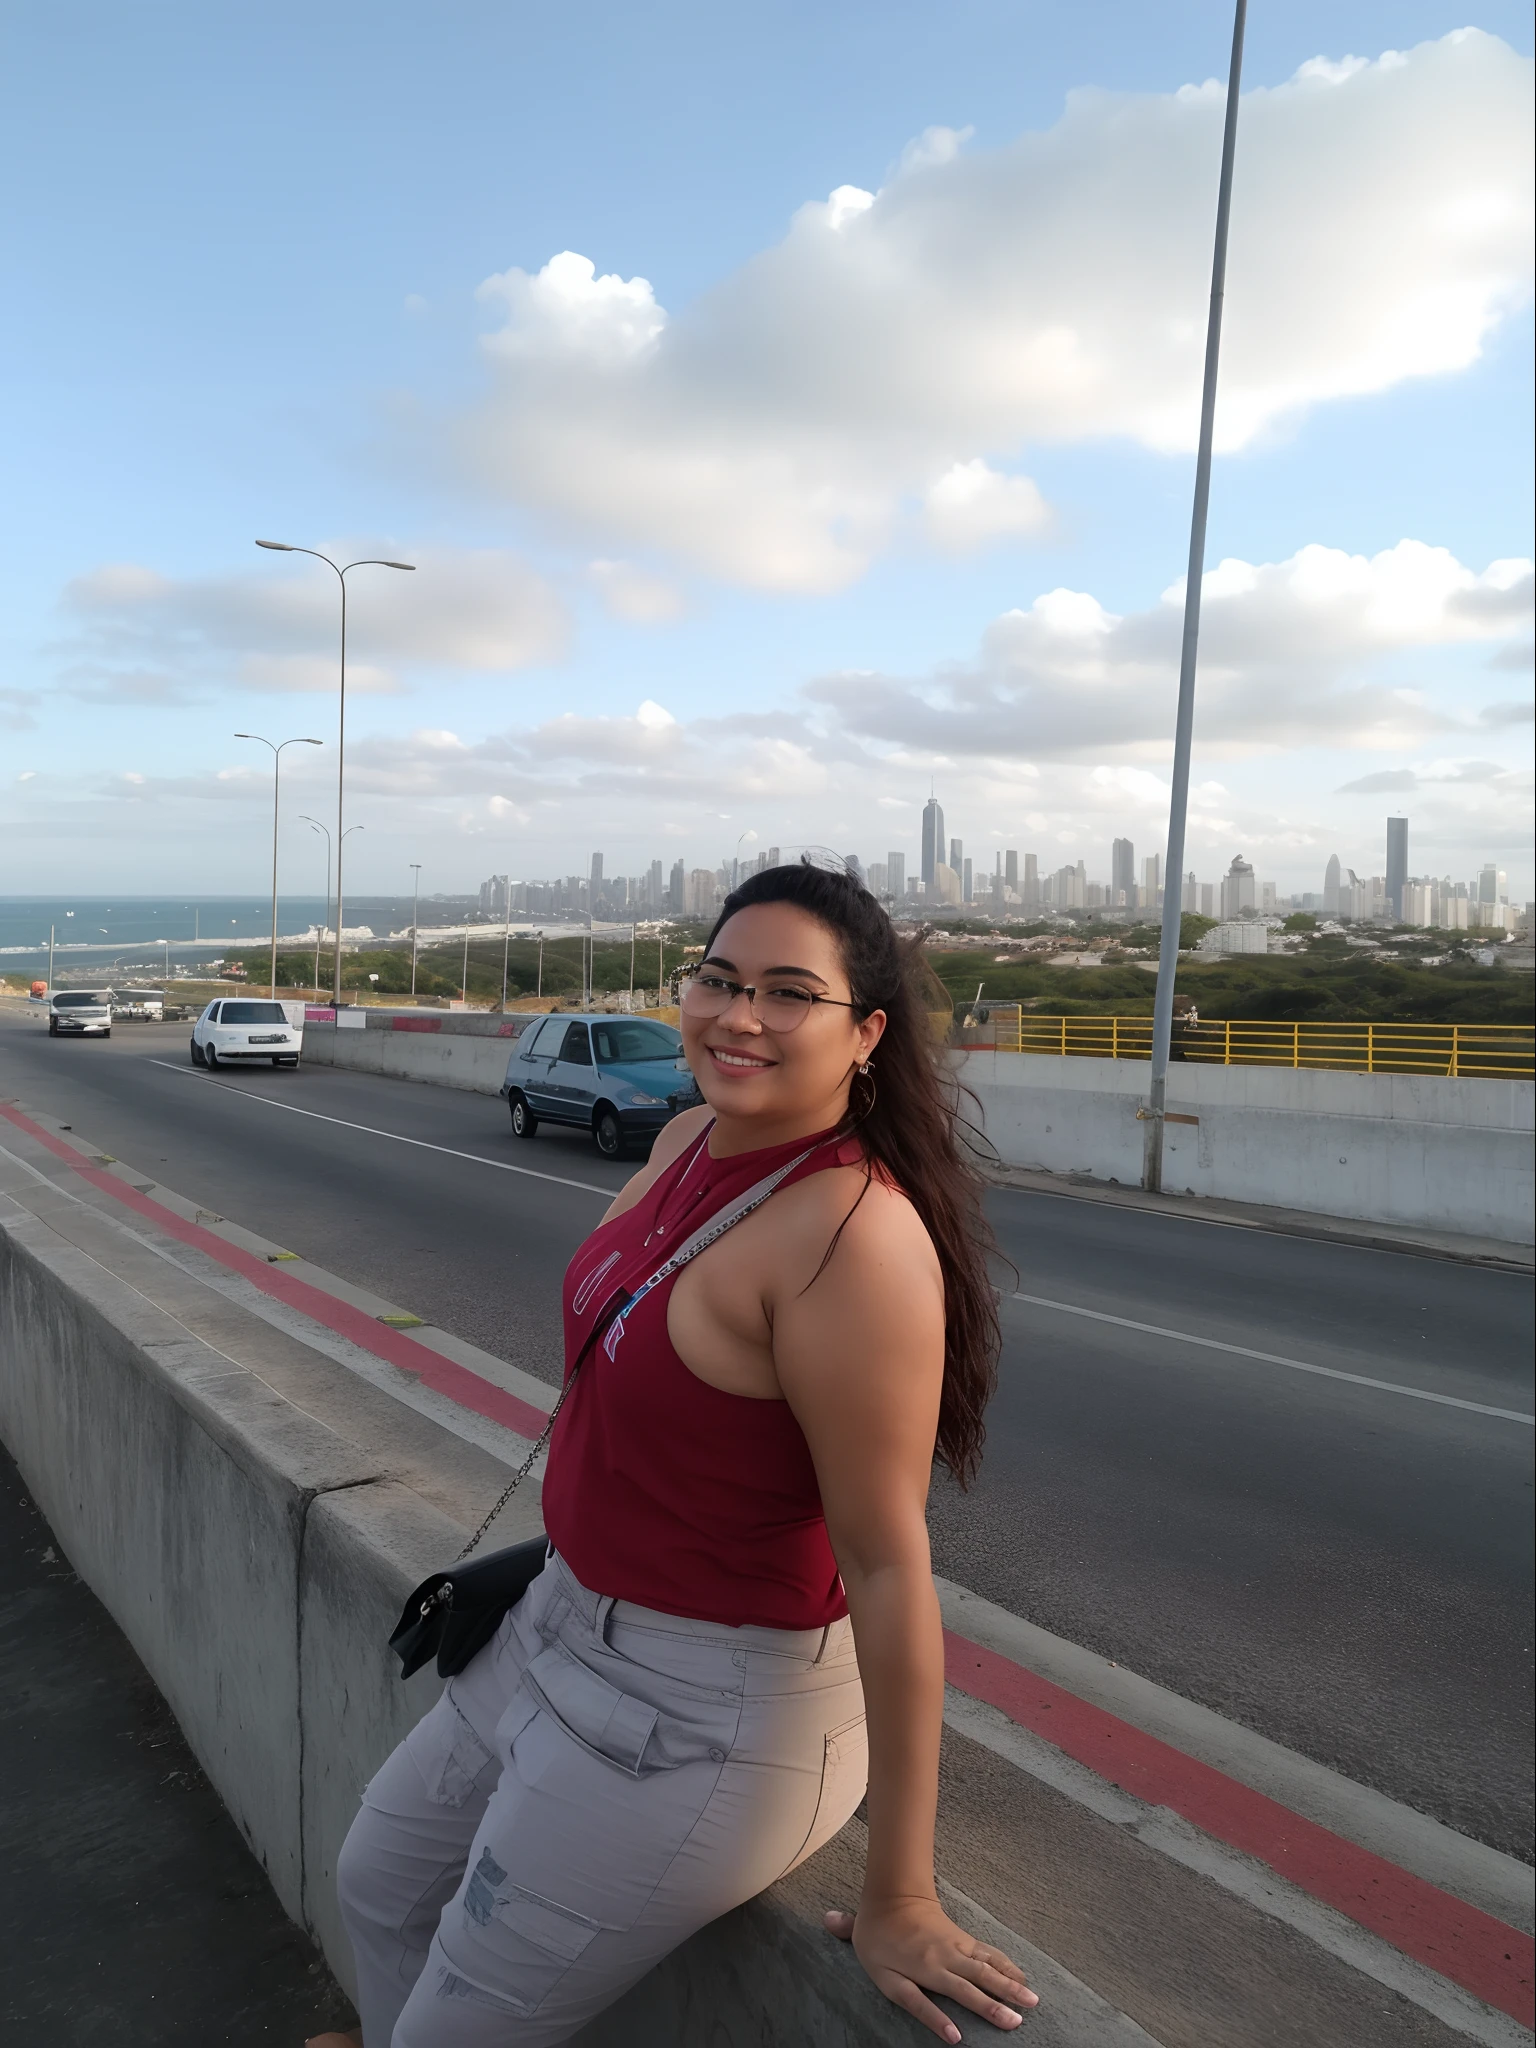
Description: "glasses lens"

(756, 990), (814, 1031)
(681, 975), (731, 1017)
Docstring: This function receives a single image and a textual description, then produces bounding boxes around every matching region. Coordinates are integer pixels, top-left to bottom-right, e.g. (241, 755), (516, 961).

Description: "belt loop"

(594, 1593), (618, 1647)
(813, 1624), (832, 1667)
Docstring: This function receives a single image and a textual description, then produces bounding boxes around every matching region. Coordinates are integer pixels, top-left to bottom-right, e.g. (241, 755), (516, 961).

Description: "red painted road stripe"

(0, 1103), (552, 1442)
(944, 1633), (1534, 2027)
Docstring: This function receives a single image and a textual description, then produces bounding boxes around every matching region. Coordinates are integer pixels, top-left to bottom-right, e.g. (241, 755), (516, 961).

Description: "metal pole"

(410, 864), (422, 996)
(537, 932), (544, 999)
(1144, 0), (1247, 1193)
(501, 880), (511, 1011)
(658, 928), (664, 1002)
(461, 928), (469, 1005)
(269, 747), (281, 997)
(629, 922), (636, 999)
(334, 573), (348, 1004)
(48, 924), (55, 991)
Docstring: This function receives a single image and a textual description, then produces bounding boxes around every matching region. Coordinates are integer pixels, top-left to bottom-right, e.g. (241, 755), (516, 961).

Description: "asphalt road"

(2, 1010), (1531, 1861)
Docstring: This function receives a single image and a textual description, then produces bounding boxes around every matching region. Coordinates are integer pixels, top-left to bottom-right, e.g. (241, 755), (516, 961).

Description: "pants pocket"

(784, 1712), (869, 1876)
(515, 1639), (734, 1779)
(452, 1847), (604, 2016)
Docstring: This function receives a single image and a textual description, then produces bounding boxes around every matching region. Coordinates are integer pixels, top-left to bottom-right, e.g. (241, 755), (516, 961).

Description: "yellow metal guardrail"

(977, 1012), (1533, 1078)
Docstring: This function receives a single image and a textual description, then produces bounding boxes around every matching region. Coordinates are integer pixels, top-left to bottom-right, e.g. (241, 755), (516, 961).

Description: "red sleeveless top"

(541, 1122), (866, 1630)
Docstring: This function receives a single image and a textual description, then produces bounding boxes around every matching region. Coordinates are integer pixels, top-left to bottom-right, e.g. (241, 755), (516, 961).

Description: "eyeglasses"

(680, 971), (862, 1034)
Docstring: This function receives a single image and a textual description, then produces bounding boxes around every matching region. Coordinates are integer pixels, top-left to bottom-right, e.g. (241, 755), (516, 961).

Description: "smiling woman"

(328, 860), (1029, 2047)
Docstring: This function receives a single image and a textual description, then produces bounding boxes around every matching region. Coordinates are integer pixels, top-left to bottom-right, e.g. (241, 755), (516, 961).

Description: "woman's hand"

(825, 1895), (1039, 2041)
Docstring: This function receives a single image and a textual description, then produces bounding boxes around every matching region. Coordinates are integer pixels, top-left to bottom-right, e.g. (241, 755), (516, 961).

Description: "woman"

(323, 860), (1036, 2045)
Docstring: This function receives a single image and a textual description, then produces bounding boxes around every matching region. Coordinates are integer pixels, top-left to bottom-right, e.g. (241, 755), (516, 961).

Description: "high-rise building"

(1478, 863), (1507, 904)
(668, 858), (685, 914)
(844, 854), (866, 886)
(590, 852), (604, 885)
(1182, 870), (1198, 913)
(963, 857), (973, 903)
(1142, 853), (1163, 908)
(648, 858), (663, 909)
(1199, 883), (1215, 917)
(1004, 850), (1019, 895)
(1111, 838), (1136, 909)
(685, 869), (718, 918)
(949, 837), (963, 877)
(921, 797), (945, 888)
(1324, 855), (1341, 914)
(867, 862), (887, 899)
(1022, 853), (1038, 909)
(933, 862), (962, 906)
(1385, 818), (1408, 919)
(1220, 855), (1256, 919)
(886, 852), (905, 901)
(766, 846), (781, 869)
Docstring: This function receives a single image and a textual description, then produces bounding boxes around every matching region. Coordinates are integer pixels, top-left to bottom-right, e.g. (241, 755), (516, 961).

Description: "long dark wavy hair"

(702, 859), (1000, 1484)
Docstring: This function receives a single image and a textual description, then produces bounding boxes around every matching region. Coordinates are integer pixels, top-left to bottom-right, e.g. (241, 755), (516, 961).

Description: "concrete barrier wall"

(959, 1053), (1535, 1244)
(302, 1012), (530, 1094)
(0, 1186), (1144, 2046)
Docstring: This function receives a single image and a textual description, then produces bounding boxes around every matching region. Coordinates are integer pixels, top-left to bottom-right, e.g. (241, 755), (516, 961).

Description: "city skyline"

(2, 10), (1530, 899)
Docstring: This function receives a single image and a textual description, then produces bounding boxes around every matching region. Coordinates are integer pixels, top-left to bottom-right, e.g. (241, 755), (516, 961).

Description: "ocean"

(0, 894), (473, 975)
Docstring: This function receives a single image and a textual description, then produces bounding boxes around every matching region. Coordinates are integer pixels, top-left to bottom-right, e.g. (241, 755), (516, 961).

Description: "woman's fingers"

(955, 1947), (1037, 2005)
(969, 1941), (1034, 1991)
(824, 1907), (857, 1939)
(876, 1966), (971, 2044)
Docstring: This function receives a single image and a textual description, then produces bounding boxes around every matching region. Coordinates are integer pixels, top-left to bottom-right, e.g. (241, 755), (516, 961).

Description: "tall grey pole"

(501, 878), (511, 1011)
(255, 544), (415, 1004)
(302, 818), (331, 999)
(238, 733), (322, 997)
(48, 923), (55, 992)
(1144, 0), (1248, 1193)
(410, 863), (422, 996)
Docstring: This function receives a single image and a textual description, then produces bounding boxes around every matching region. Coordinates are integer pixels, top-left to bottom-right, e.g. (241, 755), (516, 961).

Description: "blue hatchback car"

(501, 1011), (704, 1159)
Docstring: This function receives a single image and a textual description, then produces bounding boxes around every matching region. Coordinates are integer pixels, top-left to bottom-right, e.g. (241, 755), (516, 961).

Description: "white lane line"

(144, 1060), (615, 1198)
(1010, 1290), (1534, 1424)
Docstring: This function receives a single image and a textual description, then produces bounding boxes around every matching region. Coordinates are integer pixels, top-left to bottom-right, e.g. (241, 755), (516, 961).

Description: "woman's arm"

(773, 1181), (1036, 2041)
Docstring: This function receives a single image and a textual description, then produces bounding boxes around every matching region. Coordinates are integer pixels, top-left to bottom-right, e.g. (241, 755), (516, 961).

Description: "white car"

(191, 997), (303, 1069)
(48, 990), (113, 1038)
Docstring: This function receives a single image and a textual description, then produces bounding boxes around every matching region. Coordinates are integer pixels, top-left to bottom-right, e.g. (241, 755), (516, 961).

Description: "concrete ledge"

(0, 1175), (1156, 2043)
(303, 1017), (516, 1095)
(959, 1053), (1534, 1245)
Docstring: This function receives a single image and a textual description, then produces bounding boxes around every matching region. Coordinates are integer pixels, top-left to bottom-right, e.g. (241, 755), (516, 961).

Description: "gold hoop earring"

(850, 1060), (877, 1122)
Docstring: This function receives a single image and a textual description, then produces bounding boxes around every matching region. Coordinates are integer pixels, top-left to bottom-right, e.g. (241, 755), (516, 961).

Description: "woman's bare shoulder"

(776, 1163), (939, 1284)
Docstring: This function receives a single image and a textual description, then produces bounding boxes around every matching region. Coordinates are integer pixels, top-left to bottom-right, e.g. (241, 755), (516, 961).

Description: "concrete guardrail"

(0, 1164), (1153, 2046)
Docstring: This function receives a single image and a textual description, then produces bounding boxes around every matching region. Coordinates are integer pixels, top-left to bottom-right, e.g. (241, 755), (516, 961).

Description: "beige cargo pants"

(337, 1552), (867, 2045)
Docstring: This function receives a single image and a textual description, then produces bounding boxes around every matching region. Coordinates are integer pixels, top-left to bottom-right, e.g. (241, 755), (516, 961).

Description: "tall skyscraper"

(668, 858), (685, 914)
(1324, 855), (1341, 914)
(590, 852), (604, 884)
(1182, 870), (1197, 912)
(1005, 850), (1018, 894)
(1220, 855), (1256, 919)
(886, 852), (905, 900)
(766, 846), (781, 869)
(1142, 853), (1163, 907)
(844, 853), (866, 886)
(1385, 818), (1408, 919)
(921, 797), (944, 888)
(1111, 838), (1136, 908)
(949, 837), (963, 876)
(963, 857), (973, 903)
(1023, 853), (1038, 909)
(648, 858), (663, 909)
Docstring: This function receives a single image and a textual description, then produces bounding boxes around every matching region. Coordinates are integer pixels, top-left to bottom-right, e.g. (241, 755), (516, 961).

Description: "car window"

(205, 1003), (221, 1023)
(220, 1001), (288, 1024)
(521, 1017), (558, 1058)
(54, 992), (108, 1008)
(590, 1020), (682, 1063)
(558, 1022), (593, 1066)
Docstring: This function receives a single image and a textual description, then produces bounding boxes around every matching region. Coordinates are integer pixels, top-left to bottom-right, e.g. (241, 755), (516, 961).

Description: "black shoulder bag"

(388, 1135), (820, 1681)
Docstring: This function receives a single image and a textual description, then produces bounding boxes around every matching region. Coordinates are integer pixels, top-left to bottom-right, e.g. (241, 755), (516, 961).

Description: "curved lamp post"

(255, 541), (414, 1000)
(237, 732), (322, 995)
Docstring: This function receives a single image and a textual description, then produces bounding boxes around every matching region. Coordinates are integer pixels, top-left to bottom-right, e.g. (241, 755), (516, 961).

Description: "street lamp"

(410, 863), (422, 996)
(236, 732), (322, 996)
(302, 817), (363, 1000)
(255, 540), (414, 1000)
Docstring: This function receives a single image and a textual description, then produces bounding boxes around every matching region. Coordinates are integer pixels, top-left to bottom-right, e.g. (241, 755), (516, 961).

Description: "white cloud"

(811, 541), (1535, 760)
(923, 461), (1050, 552)
(53, 545), (568, 704)
(456, 32), (1531, 590)
(587, 559), (686, 623)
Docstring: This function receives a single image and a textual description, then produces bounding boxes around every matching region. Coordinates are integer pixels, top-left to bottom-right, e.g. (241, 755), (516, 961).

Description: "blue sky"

(2, 2), (1531, 901)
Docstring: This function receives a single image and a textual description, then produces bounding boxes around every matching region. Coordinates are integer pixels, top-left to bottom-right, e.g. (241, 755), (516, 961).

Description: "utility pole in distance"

(1144, 0), (1248, 1193)
(410, 864), (422, 996)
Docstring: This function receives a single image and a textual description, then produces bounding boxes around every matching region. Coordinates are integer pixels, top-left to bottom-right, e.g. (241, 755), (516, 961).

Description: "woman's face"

(681, 902), (886, 1134)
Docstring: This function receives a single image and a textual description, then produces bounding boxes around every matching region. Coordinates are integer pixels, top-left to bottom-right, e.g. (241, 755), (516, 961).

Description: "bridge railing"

(973, 1012), (1533, 1078)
